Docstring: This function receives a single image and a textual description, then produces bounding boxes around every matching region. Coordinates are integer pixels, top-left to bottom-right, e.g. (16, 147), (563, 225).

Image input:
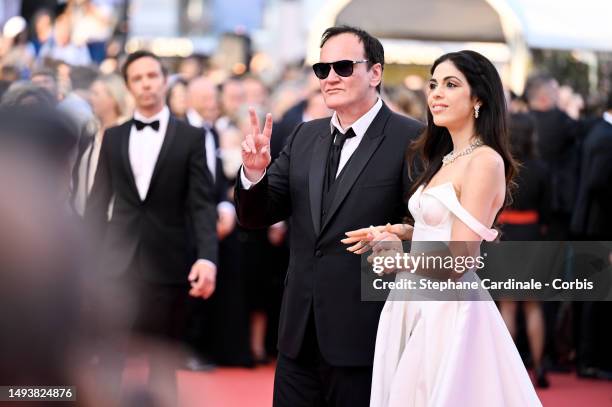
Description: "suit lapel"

(320, 104), (392, 234)
(145, 116), (177, 201)
(119, 121), (141, 200)
(309, 124), (333, 236)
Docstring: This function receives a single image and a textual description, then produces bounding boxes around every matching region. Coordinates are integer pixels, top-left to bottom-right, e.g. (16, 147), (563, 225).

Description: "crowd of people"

(0, 5), (610, 407)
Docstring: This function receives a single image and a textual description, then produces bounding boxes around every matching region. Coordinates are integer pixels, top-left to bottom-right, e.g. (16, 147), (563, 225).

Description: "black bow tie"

(133, 119), (160, 131)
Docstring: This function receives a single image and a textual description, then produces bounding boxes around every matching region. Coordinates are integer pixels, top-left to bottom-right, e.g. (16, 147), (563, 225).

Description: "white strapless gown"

(370, 182), (542, 407)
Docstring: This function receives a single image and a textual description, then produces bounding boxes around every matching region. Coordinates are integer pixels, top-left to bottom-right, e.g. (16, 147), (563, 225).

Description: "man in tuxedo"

(85, 50), (218, 400)
(235, 26), (423, 406)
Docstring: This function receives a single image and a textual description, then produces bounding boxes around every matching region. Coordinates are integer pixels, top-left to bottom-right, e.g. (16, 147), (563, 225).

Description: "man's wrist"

(240, 166), (266, 190)
(195, 258), (217, 271)
(244, 167), (265, 183)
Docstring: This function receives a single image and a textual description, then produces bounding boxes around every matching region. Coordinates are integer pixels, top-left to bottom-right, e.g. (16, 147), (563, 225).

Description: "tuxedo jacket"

(85, 117), (218, 285)
(235, 103), (423, 366)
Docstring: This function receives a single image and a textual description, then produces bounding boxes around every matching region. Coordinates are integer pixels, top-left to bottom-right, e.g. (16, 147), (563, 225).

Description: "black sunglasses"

(312, 59), (369, 79)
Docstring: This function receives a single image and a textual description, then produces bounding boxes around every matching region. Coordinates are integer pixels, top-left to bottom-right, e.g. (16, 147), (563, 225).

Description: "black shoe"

(185, 356), (216, 372)
(577, 365), (600, 379)
(535, 367), (550, 388)
(578, 366), (612, 380)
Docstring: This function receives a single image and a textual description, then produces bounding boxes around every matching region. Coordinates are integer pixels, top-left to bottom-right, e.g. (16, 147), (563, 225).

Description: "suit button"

(315, 250), (323, 257)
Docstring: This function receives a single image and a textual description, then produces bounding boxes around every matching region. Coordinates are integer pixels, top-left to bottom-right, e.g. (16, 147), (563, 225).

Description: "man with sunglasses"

(235, 26), (423, 406)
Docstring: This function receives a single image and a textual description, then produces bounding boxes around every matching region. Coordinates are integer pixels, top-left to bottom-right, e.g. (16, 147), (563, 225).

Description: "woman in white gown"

(345, 50), (542, 406)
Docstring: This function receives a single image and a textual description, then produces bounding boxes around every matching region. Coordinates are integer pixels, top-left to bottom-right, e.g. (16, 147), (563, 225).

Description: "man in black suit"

(570, 93), (612, 380)
(85, 51), (218, 401)
(525, 74), (583, 239)
(235, 26), (423, 406)
(571, 93), (612, 239)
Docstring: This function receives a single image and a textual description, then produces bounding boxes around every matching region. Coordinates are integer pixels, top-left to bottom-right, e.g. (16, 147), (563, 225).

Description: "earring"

(474, 105), (480, 119)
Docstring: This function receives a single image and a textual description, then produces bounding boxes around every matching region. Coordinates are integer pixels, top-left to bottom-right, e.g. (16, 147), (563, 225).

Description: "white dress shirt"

(186, 108), (217, 181)
(603, 111), (612, 126)
(241, 98), (383, 189)
(130, 106), (170, 200)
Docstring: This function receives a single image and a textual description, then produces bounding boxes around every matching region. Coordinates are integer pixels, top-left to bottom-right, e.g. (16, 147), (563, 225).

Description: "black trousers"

(95, 270), (191, 406)
(273, 311), (373, 407)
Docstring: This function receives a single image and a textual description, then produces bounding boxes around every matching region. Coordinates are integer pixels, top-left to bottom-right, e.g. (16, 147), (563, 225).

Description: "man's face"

(318, 33), (379, 112)
(188, 80), (220, 124)
(125, 56), (166, 112)
(221, 80), (245, 117)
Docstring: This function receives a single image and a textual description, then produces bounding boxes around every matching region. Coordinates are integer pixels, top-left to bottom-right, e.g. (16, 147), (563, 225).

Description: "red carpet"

(175, 364), (612, 407)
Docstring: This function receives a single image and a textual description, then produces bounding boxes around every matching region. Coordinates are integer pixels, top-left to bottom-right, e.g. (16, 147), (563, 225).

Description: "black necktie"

(325, 127), (356, 190)
(133, 119), (160, 131)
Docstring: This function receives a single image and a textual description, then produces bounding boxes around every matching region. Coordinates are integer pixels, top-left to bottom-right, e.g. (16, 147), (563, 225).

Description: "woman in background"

(74, 73), (131, 215)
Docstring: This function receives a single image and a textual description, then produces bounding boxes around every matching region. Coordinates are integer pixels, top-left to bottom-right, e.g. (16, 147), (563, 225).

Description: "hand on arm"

(342, 223), (413, 254)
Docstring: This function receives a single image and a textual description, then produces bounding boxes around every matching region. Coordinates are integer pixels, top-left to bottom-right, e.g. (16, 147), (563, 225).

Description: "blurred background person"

(66, 0), (117, 64)
(524, 73), (587, 374)
(0, 105), (81, 388)
(558, 85), (585, 121)
(216, 76), (246, 132)
(29, 7), (54, 55)
(73, 72), (131, 216)
(166, 76), (189, 120)
(525, 73), (582, 240)
(243, 74), (269, 109)
(385, 84), (427, 122)
(1, 16), (35, 78)
(271, 87), (331, 161)
(498, 112), (551, 388)
(38, 13), (92, 66)
(185, 75), (249, 369)
(1, 80), (57, 107)
(31, 66), (61, 100)
(570, 91), (612, 381)
(177, 55), (203, 82)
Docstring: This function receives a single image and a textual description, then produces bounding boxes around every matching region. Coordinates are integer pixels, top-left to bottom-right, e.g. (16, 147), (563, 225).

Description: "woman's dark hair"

(508, 112), (538, 160)
(166, 77), (188, 115)
(407, 50), (517, 209)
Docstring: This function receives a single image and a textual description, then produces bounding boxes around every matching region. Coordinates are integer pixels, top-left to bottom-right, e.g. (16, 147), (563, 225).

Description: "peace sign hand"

(242, 107), (273, 182)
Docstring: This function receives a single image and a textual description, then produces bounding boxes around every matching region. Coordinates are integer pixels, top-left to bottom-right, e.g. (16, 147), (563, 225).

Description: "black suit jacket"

(85, 116), (218, 285)
(235, 103), (423, 366)
(571, 119), (612, 238)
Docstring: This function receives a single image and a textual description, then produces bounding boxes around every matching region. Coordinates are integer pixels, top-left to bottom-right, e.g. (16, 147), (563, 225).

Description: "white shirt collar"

(603, 111), (612, 126)
(186, 108), (204, 128)
(330, 98), (383, 137)
(133, 105), (170, 128)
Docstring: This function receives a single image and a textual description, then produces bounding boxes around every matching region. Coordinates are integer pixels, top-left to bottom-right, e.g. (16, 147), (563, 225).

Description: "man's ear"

(370, 63), (383, 89)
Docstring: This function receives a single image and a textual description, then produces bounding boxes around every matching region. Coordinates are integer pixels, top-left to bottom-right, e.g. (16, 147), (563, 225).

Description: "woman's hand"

(367, 227), (405, 275)
(342, 223), (413, 254)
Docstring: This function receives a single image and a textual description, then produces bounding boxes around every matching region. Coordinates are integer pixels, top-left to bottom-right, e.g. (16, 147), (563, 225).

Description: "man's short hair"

(121, 50), (167, 83)
(524, 73), (555, 103)
(31, 67), (57, 82)
(320, 25), (384, 92)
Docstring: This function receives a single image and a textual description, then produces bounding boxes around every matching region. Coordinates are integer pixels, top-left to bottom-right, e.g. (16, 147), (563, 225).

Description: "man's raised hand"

(242, 107), (273, 182)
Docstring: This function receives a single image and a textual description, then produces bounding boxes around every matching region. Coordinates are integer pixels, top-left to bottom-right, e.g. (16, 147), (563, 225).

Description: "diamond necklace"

(442, 138), (483, 167)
